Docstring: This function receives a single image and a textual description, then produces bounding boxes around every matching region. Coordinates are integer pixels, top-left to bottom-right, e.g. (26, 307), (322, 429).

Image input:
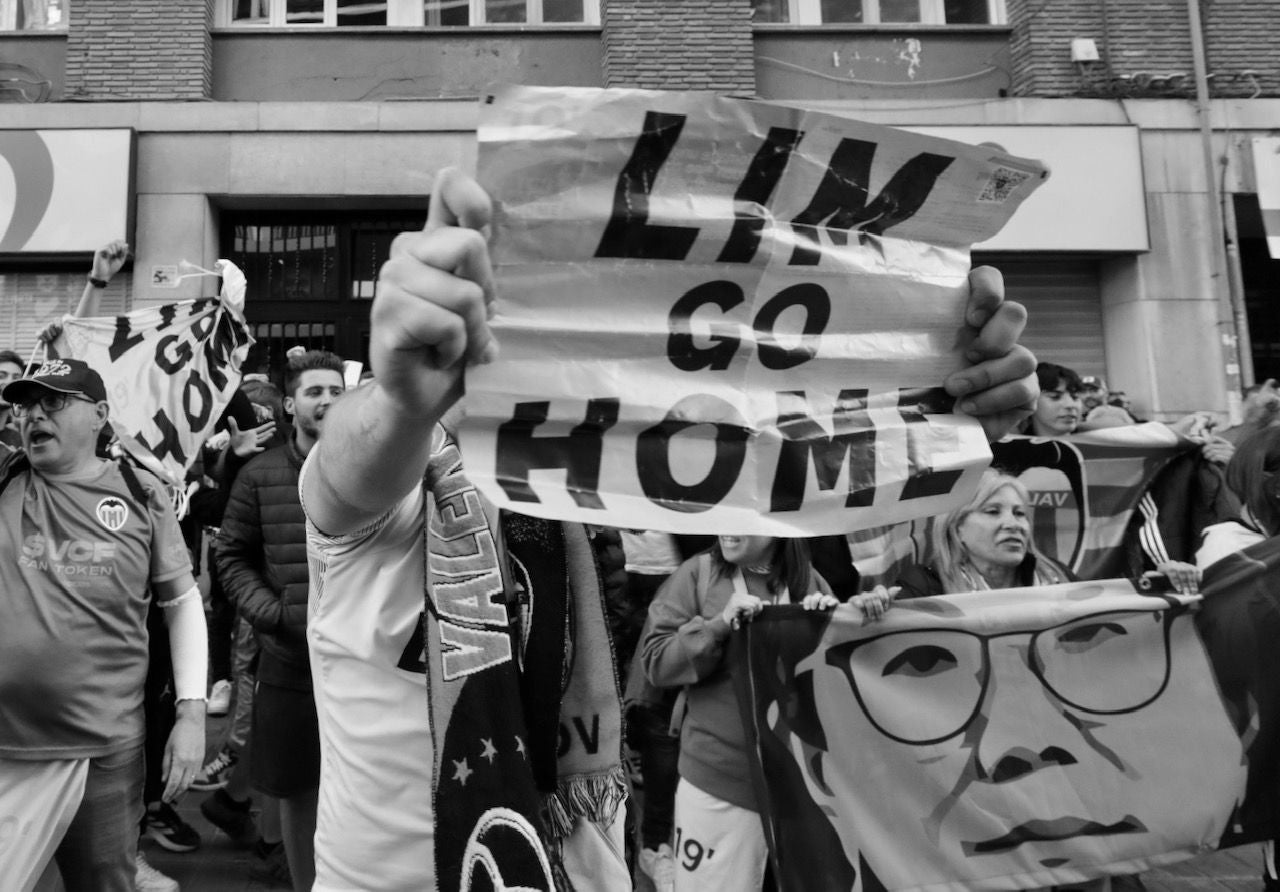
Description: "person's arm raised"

(38, 240), (130, 353)
(304, 169), (498, 537)
(73, 239), (130, 318)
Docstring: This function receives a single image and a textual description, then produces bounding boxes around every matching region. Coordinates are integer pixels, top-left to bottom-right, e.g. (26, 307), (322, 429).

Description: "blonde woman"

(896, 470), (1074, 597)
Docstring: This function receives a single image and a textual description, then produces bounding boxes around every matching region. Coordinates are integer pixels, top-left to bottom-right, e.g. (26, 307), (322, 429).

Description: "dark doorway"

(220, 209), (425, 383)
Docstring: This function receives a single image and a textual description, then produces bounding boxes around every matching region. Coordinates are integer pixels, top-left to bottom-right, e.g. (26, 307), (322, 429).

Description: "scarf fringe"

(541, 767), (629, 841)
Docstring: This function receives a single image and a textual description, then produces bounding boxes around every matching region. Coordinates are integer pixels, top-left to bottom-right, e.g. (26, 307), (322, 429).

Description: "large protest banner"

(849, 425), (1224, 588)
(54, 259), (253, 490)
(461, 86), (1048, 535)
(731, 574), (1278, 891)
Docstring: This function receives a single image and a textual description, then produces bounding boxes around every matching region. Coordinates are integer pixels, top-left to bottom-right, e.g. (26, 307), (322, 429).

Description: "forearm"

(642, 615), (730, 688)
(209, 444), (240, 485)
(213, 541), (282, 630)
(162, 585), (208, 703)
(304, 380), (445, 536)
(640, 573), (732, 688)
(75, 239), (127, 318)
(220, 571), (282, 630)
(71, 280), (102, 319)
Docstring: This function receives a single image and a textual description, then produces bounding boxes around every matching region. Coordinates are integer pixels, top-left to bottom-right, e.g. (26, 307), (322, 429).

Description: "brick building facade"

(64, 0), (212, 100)
(1010, 0), (1279, 99)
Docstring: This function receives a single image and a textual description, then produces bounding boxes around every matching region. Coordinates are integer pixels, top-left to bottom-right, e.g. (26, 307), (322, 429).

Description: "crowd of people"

(2, 167), (1278, 892)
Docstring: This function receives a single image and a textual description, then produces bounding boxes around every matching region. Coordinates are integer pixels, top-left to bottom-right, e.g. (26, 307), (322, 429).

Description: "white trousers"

(562, 804), (631, 891)
(672, 779), (768, 892)
(0, 757), (89, 892)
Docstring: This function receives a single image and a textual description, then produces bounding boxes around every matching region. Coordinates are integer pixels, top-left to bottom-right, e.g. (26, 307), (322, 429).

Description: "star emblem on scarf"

(452, 757), (474, 786)
(514, 735), (527, 759)
(481, 738), (498, 764)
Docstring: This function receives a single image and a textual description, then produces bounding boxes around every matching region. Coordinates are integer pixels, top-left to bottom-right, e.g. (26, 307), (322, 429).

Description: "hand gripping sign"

(56, 260), (254, 492)
(462, 86), (1048, 535)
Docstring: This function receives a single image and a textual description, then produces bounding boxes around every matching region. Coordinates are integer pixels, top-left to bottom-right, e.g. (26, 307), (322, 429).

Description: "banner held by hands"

(55, 259), (254, 492)
(463, 86), (1049, 535)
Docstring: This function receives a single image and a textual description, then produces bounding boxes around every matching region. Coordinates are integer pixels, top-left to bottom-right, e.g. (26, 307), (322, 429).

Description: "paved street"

(145, 835), (1268, 891)
(144, 824), (1268, 891)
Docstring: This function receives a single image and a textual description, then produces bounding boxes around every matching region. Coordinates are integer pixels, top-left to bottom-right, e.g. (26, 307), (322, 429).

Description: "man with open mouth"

(0, 354), (207, 891)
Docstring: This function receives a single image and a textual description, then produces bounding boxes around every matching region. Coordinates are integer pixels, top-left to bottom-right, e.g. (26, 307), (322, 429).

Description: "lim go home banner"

(461, 86), (1049, 536)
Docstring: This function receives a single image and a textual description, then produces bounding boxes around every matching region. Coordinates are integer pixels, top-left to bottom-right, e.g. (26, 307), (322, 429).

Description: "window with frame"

(0, 0), (67, 31)
(217, 0), (597, 27)
(753, 0), (1005, 25)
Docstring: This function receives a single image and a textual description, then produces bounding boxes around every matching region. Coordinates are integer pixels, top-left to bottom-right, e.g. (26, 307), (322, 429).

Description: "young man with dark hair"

(299, 168), (1039, 890)
(211, 349), (345, 891)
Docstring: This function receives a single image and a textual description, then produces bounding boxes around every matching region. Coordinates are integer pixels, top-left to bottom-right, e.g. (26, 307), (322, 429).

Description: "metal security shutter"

(0, 271), (131, 360)
(972, 255), (1106, 381)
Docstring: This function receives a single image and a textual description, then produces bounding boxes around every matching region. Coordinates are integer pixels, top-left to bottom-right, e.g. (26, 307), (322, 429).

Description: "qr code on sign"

(979, 167), (1031, 203)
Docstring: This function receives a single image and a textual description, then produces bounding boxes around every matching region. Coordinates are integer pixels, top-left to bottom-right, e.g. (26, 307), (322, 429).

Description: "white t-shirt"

(619, 530), (682, 575)
(303, 455), (436, 891)
(1196, 520), (1267, 571)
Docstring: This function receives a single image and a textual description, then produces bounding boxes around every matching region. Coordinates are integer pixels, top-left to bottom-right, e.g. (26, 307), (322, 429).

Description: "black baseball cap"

(2, 357), (107, 405)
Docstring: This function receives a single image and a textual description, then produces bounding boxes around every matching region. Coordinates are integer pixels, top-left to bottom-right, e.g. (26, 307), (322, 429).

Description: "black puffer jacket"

(214, 435), (311, 687)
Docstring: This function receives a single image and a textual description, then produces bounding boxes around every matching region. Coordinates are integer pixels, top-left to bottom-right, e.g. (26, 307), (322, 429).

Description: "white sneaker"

(638, 844), (676, 892)
(136, 851), (180, 892)
(206, 679), (232, 716)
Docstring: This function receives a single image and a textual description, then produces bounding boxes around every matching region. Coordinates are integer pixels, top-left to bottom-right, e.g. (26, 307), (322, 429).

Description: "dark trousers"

(55, 745), (145, 892)
(629, 701), (680, 850)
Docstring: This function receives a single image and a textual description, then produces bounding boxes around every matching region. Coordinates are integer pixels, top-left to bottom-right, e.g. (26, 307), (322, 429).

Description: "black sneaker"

(249, 840), (293, 888)
(144, 801), (202, 853)
(251, 837), (279, 861)
(199, 789), (258, 847)
(190, 747), (238, 791)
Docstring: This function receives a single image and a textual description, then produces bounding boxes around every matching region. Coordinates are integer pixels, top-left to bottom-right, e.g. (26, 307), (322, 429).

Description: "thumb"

(227, 418), (241, 435)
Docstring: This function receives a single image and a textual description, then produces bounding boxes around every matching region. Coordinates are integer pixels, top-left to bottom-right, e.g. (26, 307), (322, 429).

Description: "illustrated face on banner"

(791, 587), (1246, 889)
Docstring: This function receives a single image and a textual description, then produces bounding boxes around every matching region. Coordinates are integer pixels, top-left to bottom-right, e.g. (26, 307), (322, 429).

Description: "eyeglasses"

(826, 605), (1183, 746)
(13, 393), (97, 417)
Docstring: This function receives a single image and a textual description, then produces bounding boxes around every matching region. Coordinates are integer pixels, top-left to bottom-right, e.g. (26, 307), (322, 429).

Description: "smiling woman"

(639, 535), (838, 891)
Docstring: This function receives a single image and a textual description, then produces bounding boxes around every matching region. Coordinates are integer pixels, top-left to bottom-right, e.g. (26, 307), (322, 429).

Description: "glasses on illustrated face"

(13, 393), (97, 417)
(826, 605), (1183, 746)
